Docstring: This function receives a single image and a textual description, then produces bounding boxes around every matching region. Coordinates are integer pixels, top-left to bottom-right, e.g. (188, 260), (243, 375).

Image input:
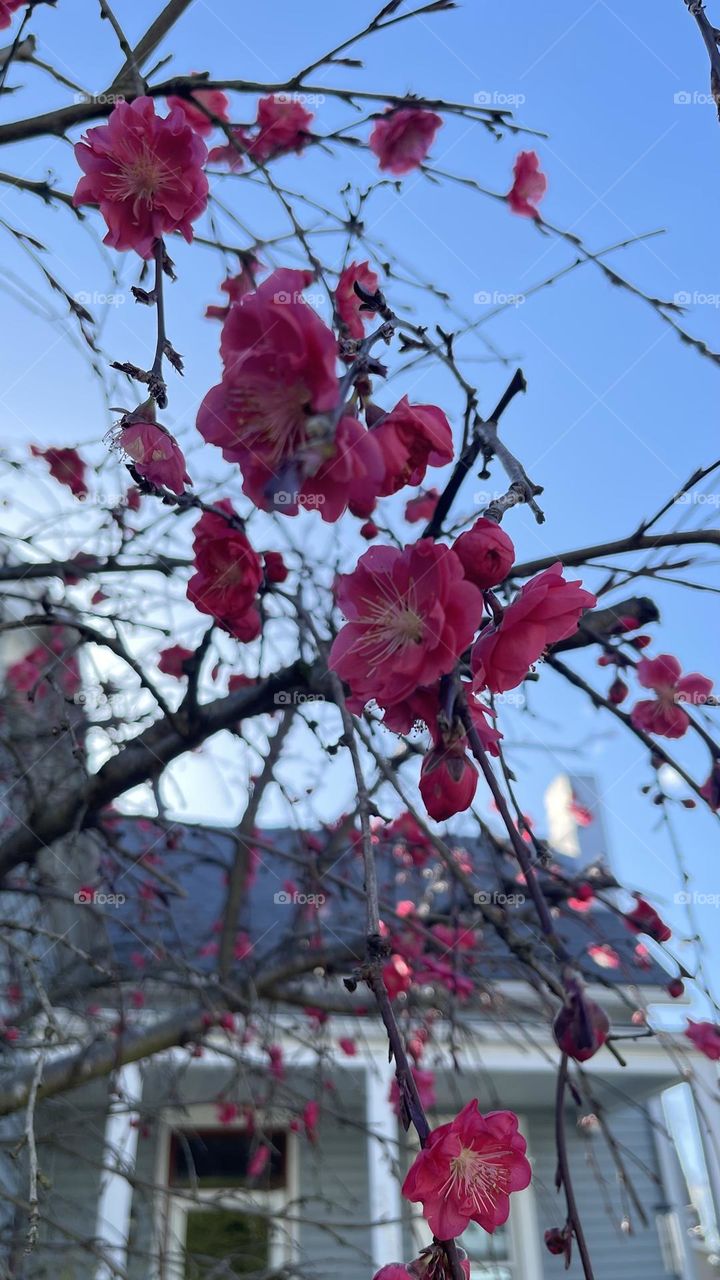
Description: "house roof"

(95, 818), (672, 993)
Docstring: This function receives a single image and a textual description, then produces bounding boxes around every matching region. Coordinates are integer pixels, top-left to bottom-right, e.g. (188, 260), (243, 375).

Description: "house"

(0, 777), (719, 1280)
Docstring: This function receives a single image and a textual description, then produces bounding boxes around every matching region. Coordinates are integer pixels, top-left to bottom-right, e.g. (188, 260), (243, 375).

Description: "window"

(157, 1111), (296, 1280)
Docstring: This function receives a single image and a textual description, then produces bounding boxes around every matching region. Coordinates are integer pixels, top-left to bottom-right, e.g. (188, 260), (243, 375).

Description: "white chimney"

(544, 773), (611, 870)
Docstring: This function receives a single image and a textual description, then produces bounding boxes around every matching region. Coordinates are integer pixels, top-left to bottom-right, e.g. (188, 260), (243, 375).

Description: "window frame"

(154, 1104), (299, 1280)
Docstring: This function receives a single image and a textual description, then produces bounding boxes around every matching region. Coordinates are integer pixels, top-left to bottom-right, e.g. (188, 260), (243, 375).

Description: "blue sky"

(0, 0), (718, 1008)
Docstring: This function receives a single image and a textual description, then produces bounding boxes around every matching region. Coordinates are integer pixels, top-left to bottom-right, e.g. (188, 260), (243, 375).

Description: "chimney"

(544, 773), (611, 870)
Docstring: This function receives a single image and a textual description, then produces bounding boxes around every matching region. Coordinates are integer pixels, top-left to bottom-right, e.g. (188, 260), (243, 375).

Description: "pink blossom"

(249, 94), (313, 162)
(384, 812), (435, 868)
(389, 1067), (436, 1115)
(0, 0), (24, 29)
(369, 107), (442, 174)
(685, 1020), (720, 1061)
(166, 75), (230, 136)
(372, 1267), (414, 1280)
(338, 1036), (357, 1056)
(701, 759), (720, 810)
(248, 1144), (270, 1178)
(31, 445), (88, 499)
(568, 798), (593, 826)
(420, 743), (478, 821)
(404, 488), (440, 525)
(206, 255), (263, 319)
(157, 645), (193, 679)
(453, 517), (515, 589)
(472, 563), (596, 694)
(329, 541), (484, 713)
(402, 1099), (531, 1237)
(268, 1043), (285, 1080)
(216, 1101), (239, 1125)
(117, 420), (191, 495)
(207, 126), (252, 170)
(507, 151), (547, 218)
(630, 654), (713, 740)
(384, 954), (413, 1000)
(295, 415), (386, 521)
(187, 501), (263, 640)
(335, 260), (379, 339)
(263, 551), (288, 583)
(73, 97), (208, 257)
(303, 1100), (320, 1142)
(553, 981), (609, 1062)
(624, 894), (671, 943)
(197, 269), (341, 509)
(373, 398), (454, 496)
(609, 676), (629, 705)
(544, 1227), (572, 1263)
(588, 943), (620, 970)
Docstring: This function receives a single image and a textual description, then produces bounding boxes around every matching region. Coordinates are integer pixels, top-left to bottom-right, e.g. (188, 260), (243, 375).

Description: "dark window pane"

(184, 1210), (269, 1277)
(169, 1130), (287, 1189)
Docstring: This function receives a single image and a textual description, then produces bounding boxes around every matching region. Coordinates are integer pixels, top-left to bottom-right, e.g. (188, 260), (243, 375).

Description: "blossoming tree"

(0, 3), (719, 1279)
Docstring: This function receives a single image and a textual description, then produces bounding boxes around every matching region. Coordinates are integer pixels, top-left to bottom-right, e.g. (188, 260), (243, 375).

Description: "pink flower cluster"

(198, 269), (453, 520)
(471, 563), (596, 694)
(187, 501), (263, 641)
(630, 654), (713, 739)
(208, 94), (313, 168)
